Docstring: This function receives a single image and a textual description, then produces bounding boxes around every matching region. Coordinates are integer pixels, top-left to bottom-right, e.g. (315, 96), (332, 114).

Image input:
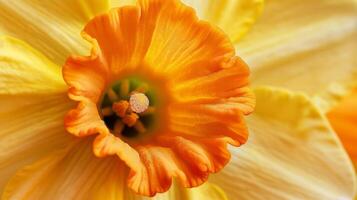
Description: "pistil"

(129, 93), (149, 113)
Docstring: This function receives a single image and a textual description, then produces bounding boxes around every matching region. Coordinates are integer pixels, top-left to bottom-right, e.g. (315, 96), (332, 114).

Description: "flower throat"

(100, 77), (157, 138)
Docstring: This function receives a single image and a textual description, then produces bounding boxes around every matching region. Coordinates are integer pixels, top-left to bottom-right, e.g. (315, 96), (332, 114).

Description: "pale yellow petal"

(3, 139), (227, 200)
(2, 140), (115, 200)
(95, 180), (227, 200)
(313, 77), (357, 113)
(0, 0), (110, 65)
(0, 94), (74, 195)
(182, 0), (264, 42)
(134, 182), (227, 200)
(0, 37), (73, 194)
(210, 87), (356, 200)
(237, 0), (357, 96)
(184, 183), (227, 200)
(0, 36), (66, 94)
(110, 0), (136, 7)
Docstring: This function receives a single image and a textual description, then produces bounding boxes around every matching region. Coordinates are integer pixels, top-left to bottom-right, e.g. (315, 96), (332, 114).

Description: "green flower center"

(100, 77), (157, 138)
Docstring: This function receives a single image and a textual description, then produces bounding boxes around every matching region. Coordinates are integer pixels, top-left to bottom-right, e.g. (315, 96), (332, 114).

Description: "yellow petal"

(3, 139), (227, 200)
(0, 36), (66, 94)
(182, 0), (264, 42)
(0, 37), (73, 194)
(237, 0), (357, 96)
(95, 180), (227, 200)
(184, 183), (227, 200)
(0, 0), (110, 65)
(2, 140), (113, 200)
(110, 0), (136, 7)
(0, 94), (74, 195)
(136, 182), (228, 200)
(210, 87), (356, 199)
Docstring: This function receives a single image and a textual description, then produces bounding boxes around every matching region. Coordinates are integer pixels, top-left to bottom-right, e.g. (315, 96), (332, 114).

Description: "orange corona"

(63, 0), (254, 196)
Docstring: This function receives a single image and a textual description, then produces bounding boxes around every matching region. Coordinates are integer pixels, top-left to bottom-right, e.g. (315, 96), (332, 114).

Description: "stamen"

(134, 120), (146, 134)
(123, 113), (139, 127)
(101, 107), (113, 116)
(112, 101), (129, 118)
(101, 77), (157, 138)
(113, 120), (125, 135)
(120, 79), (130, 98)
(107, 88), (118, 102)
(134, 83), (149, 93)
(139, 106), (155, 116)
(130, 93), (149, 113)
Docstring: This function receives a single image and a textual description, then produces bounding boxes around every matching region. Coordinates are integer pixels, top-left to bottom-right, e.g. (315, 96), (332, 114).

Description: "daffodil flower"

(0, 0), (356, 200)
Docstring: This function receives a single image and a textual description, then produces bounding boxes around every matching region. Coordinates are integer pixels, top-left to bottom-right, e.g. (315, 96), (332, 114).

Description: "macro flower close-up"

(0, 0), (356, 200)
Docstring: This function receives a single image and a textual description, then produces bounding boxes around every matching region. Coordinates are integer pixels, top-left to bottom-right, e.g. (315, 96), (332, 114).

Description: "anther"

(112, 101), (129, 118)
(122, 113), (139, 127)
